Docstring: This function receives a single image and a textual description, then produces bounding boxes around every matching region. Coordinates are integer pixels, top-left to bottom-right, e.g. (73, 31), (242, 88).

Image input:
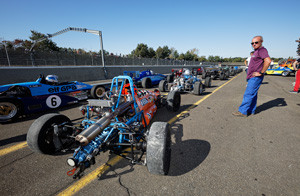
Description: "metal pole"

(99, 31), (107, 79)
(3, 41), (11, 66)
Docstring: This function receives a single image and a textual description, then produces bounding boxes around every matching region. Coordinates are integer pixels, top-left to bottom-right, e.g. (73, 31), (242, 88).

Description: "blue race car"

(265, 65), (294, 77)
(0, 74), (105, 122)
(123, 70), (173, 88)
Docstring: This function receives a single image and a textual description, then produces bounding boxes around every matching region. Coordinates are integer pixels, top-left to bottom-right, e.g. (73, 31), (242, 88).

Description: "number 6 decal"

(46, 95), (62, 108)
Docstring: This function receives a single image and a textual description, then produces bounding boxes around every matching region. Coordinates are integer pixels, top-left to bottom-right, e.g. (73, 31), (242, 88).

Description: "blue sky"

(1, 0), (299, 58)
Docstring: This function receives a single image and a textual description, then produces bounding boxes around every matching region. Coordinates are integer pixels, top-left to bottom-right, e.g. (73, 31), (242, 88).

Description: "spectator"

(290, 58), (300, 93)
(244, 51), (254, 73)
(232, 36), (272, 117)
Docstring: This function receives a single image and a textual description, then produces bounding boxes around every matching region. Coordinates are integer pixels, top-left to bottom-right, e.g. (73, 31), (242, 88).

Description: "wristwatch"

(259, 71), (264, 75)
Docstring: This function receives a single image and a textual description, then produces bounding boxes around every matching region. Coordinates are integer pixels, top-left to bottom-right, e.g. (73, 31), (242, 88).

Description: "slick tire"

(142, 77), (152, 88)
(91, 85), (106, 99)
(194, 81), (203, 95)
(146, 122), (171, 175)
(159, 80), (168, 92)
(205, 77), (212, 88)
(27, 113), (71, 154)
(166, 90), (180, 112)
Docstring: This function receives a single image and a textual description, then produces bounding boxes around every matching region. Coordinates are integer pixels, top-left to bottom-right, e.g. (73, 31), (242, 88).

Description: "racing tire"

(194, 81), (203, 95)
(91, 85), (106, 99)
(146, 122), (171, 175)
(0, 98), (22, 123)
(211, 74), (217, 80)
(27, 113), (71, 154)
(142, 77), (152, 88)
(166, 90), (180, 112)
(282, 71), (289, 77)
(225, 71), (230, 78)
(167, 75), (174, 83)
(205, 77), (212, 88)
(202, 72), (206, 79)
(159, 80), (168, 92)
(219, 73), (226, 80)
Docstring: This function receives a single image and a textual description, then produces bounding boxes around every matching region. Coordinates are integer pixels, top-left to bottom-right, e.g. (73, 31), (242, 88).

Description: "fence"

(0, 49), (218, 67)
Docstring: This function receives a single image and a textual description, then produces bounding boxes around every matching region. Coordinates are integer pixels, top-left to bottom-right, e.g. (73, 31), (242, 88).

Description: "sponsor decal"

(46, 95), (62, 108)
(48, 85), (77, 93)
(76, 85), (88, 89)
(140, 98), (148, 106)
(29, 85), (42, 88)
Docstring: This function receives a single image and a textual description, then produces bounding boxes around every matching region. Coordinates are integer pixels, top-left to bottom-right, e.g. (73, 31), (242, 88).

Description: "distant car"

(0, 74), (105, 122)
(123, 70), (173, 88)
(265, 65), (294, 76)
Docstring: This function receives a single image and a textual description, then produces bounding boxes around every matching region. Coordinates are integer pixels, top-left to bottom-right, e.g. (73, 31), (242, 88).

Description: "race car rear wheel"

(27, 113), (72, 154)
(159, 80), (168, 92)
(219, 73), (226, 80)
(166, 90), (180, 112)
(194, 81), (203, 95)
(202, 72), (206, 79)
(142, 77), (152, 88)
(91, 85), (106, 99)
(146, 122), (171, 175)
(205, 77), (212, 88)
(0, 98), (22, 123)
(167, 75), (174, 83)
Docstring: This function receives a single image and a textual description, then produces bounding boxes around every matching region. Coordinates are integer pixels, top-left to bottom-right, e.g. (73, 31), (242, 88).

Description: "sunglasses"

(251, 41), (260, 45)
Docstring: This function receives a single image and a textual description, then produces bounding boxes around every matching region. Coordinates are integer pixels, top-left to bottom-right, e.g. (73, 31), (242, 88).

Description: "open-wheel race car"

(0, 74), (106, 123)
(26, 75), (181, 178)
(123, 70), (173, 88)
(159, 68), (211, 95)
(201, 66), (228, 80)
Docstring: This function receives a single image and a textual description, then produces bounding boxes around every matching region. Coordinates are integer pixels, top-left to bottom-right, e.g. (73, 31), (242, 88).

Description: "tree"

(189, 48), (199, 60)
(156, 45), (171, 59)
(178, 53), (185, 60)
(29, 30), (59, 51)
(184, 51), (194, 61)
(198, 56), (207, 62)
(148, 47), (156, 58)
(169, 47), (179, 59)
(133, 43), (149, 58)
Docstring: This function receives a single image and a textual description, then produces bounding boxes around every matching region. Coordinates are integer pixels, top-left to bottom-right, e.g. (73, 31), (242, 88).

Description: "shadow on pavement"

(168, 124), (210, 176)
(255, 98), (287, 114)
(0, 134), (26, 146)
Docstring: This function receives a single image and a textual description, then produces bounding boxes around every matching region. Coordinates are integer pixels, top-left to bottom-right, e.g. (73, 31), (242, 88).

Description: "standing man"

(290, 58), (300, 93)
(244, 51), (254, 73)
(233, 36), (272, 117)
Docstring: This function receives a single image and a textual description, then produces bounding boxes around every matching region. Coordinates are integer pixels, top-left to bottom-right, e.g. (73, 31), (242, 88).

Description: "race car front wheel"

(146, 122), (171, 175)
(27, 113), (72, 154)
(166, 90), (181, 112)
(0, 98), (22, 123)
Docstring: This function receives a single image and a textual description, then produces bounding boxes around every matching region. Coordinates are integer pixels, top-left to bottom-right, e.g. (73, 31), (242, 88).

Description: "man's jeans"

(239, 76), (264, 115)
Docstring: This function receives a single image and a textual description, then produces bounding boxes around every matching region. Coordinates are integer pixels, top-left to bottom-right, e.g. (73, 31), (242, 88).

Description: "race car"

(265, 64), (294, 76)
(159, 68), (212, 95)
(123, 70), (173, 88)
(0, 74), (105, 122)
(26, 75), (181, 178)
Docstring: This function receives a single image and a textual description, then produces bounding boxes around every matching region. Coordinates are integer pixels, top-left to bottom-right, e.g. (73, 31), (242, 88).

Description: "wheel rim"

(0, 102), (17, 120)
(95, 87), (105, 97)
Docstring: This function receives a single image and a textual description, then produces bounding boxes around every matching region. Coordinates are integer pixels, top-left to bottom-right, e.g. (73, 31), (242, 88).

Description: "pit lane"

(0, 72), (299, 196)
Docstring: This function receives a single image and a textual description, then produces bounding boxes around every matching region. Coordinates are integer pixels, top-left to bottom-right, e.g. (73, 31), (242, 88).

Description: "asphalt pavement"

(0, 72), (299, 196)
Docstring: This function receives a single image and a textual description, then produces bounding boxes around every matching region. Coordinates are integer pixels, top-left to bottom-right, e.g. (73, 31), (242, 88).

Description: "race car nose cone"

(67, 158), (77, 167)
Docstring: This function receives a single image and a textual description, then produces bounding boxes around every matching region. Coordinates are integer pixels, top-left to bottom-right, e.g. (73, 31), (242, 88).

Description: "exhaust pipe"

(75, 101), (134, 146)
